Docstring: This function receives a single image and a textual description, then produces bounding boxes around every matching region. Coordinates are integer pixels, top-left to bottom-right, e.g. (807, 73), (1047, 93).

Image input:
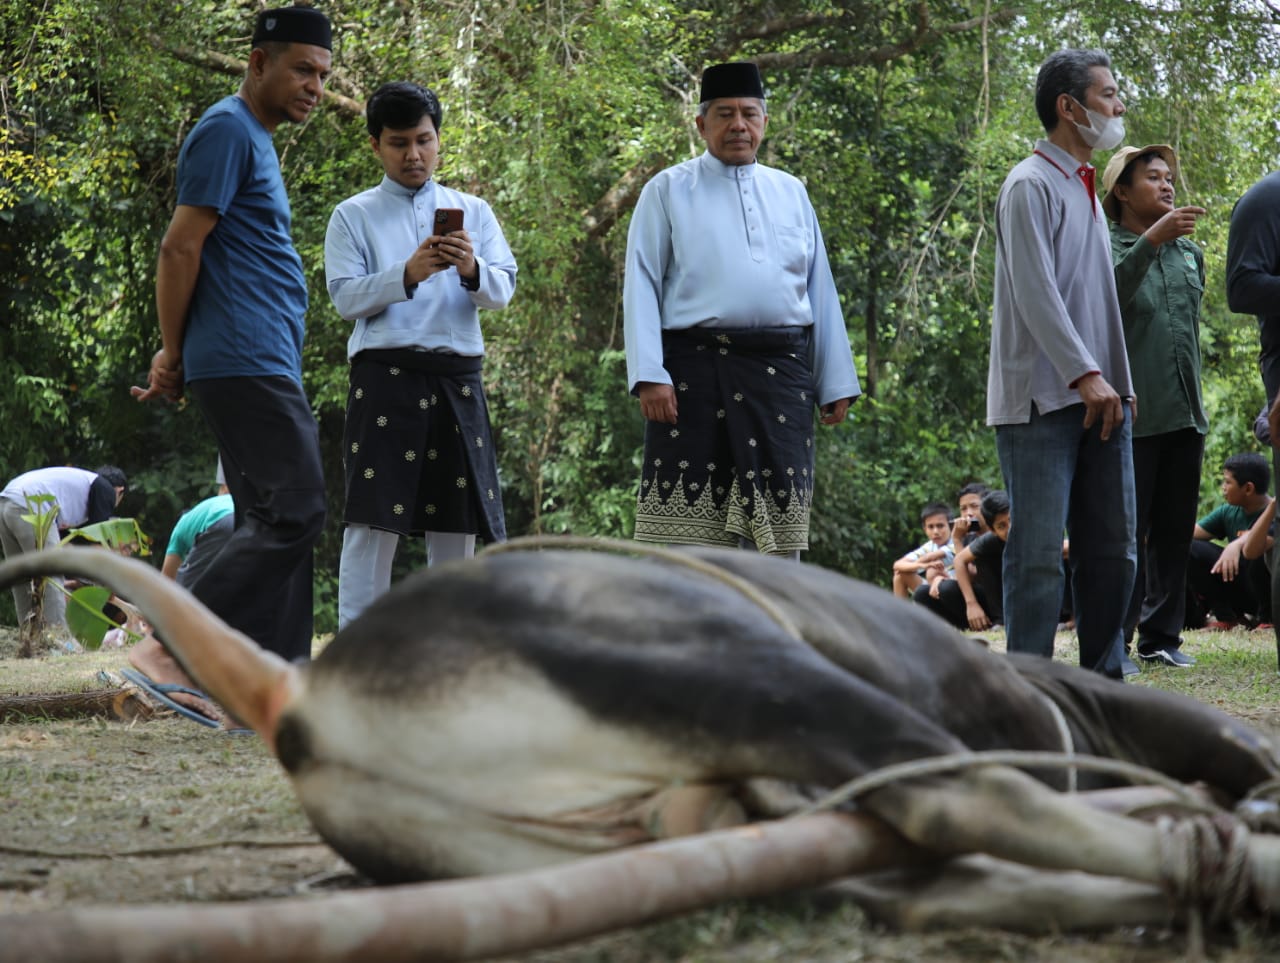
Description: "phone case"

(434, 208), (464, 234)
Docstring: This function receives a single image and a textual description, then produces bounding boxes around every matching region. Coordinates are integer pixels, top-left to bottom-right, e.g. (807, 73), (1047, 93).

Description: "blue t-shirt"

(176, 95), (308, 383)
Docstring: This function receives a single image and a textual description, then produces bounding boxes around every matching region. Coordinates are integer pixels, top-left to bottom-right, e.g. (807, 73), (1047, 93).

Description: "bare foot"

(127, 634), (230, 726)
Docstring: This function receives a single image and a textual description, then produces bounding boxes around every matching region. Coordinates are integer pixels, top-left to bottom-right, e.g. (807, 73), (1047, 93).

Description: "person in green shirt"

(1101, 144), (1207, 668)
(1188, 453), (1273, 631)
(162, 492), (233, 584)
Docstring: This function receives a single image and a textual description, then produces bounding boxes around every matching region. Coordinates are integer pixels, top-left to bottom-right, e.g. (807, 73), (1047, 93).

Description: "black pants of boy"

(1185, 538), (1271, 626)
(912, 578), (997, 630)
(175, 515), (235, 590)
(187, 376), (327, 662)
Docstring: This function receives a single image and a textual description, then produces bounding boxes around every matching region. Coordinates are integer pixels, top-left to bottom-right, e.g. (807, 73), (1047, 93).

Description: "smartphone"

(434, 207), (464, 236)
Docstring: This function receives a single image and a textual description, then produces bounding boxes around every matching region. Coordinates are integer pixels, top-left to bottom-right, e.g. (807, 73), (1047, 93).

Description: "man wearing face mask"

(987, 49), (1137, 679)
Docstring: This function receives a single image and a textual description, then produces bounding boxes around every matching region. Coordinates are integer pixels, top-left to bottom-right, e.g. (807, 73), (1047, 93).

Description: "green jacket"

(1110, 223), (1207, 438)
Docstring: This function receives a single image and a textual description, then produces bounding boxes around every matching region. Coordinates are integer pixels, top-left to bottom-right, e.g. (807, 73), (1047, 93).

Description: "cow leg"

(865, 765), (1280, 915)
(839, 855), (1172, 932)
(842, 785), (1228, 933)
(869, 768), (1159, 879)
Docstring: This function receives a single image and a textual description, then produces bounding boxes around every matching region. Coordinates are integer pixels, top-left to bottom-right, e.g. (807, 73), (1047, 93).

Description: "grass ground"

(3, 622), (1280, 961)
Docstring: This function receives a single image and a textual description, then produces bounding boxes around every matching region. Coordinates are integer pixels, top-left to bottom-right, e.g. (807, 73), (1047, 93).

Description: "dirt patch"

(0, 627), (350, 914)
(3, 625), (1280, 960)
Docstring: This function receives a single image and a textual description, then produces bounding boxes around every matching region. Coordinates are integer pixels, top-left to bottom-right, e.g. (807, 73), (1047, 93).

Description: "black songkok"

(699, 62), (765, 103)
(252, 6), (332, 51)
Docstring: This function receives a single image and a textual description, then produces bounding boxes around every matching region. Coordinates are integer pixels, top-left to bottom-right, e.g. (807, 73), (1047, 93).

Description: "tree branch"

(718, 11), (842, 45)
(583, 3), (1018, 240)
(582, 158), (667, 241)
(155, 37), (365, 118)
(729, 4), (1021, 71)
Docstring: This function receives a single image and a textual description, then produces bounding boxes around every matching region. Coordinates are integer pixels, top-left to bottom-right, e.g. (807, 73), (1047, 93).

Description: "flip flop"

(118, 667), (224, 729)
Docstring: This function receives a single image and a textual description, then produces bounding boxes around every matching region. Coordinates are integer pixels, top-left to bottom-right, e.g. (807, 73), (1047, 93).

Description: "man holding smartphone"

(624, 62), (860, 557)
(325, 81), (517, 629)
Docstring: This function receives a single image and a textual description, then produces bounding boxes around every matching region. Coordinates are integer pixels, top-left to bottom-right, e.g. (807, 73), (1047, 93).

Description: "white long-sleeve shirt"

(325, 176), (517, 359)
(623, 151), (860, 408)
(1, 467), (114, 529)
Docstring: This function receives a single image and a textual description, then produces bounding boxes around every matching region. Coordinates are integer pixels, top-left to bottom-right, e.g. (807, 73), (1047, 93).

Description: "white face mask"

(1070, 97), (1125, 151)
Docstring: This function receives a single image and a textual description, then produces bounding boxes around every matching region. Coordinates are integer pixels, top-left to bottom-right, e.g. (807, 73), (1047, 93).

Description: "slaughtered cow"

(4, 538), (1280, 961)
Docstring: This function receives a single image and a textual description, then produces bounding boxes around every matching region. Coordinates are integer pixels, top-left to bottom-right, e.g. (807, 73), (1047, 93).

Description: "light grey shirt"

(987, 139), (1132, 425)
(325, 176), (517, 360)
(623, 151), (861, 407)
(1, 467), (100, 529)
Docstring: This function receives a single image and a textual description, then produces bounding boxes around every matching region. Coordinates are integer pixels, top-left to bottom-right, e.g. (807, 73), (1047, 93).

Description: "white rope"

(485, 534), (1259, 940)
(803, 750), (1252, 949)
(481, 534), (804, 641)
(1036, 691), (1077, 793)
(793, 749), (1219, 817)
(1156, 812), (1253, 957)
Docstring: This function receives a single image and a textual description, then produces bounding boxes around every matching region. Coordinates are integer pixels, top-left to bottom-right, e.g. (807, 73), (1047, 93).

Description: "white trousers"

(338, 524), (475, 630)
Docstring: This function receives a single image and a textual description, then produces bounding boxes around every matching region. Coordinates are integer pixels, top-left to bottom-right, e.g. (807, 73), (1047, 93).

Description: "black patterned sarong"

(343, 349), (505, 543)
(634, 326), (815, 554)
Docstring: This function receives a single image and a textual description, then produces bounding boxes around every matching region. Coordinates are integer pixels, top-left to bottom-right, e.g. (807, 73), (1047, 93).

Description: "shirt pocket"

(1180, 250), (1204, 294)
(773, 224), (812, 274)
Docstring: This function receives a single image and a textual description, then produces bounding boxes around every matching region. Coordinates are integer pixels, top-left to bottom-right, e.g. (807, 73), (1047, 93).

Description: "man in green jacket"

(1101, 144), (1207, 668)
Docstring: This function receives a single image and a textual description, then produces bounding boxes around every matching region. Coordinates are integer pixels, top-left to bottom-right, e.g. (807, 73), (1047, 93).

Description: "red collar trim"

(1034, 150), (1097, 220)
(1033, 149), (1070, 178)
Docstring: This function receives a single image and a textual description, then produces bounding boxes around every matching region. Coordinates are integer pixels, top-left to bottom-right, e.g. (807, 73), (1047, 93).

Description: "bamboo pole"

(0, 812), (917, 963)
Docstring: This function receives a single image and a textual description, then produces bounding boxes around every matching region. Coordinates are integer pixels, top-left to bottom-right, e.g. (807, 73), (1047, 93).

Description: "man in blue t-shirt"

(130, 7), (332, 720)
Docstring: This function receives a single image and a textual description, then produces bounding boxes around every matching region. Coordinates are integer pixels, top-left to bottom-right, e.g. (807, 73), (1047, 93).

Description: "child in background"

(892, 502), (954, 599)
(1186, 453), (1272, 635)
(951, 481), (990, 556)
(1242, 494), (1278, 666)
(915, 490), (1009, 630)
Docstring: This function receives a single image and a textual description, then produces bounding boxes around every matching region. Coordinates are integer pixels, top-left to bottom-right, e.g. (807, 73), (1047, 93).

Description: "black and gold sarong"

(343, 349), (506, 543)
(634, 326), (815, 555)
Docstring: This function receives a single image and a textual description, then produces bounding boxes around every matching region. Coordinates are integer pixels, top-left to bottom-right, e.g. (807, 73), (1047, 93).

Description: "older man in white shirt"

(624, 61), (860, 558)
(325, 81), (517, 629)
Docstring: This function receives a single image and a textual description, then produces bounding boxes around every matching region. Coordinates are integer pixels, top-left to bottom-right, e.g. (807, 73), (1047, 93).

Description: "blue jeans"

(996, 403), (1136, 678)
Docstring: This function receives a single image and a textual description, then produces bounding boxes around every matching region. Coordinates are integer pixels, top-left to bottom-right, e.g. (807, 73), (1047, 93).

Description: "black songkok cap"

(252, 6), (332, 51)
(699, 62), (765, 103)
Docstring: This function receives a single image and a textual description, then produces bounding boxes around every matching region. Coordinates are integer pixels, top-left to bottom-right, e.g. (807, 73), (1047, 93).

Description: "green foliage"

(20, 493), (59, 547)
(13, 494), (58, 643)
(5, 0), (1280, 620)
(9, 496), (151, 646)
(65, 584), (113, 651)
(61, 518), (152, 557)
(808, 396), (1001, 577)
